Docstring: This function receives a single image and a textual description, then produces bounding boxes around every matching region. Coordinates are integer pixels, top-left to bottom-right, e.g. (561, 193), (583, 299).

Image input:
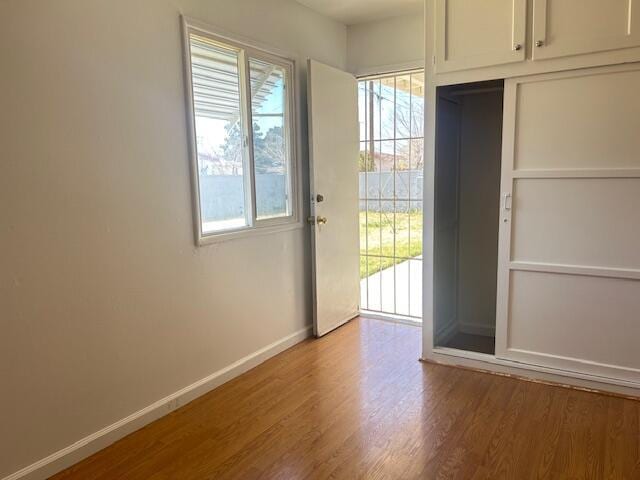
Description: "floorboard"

(50, 317), (640, 480)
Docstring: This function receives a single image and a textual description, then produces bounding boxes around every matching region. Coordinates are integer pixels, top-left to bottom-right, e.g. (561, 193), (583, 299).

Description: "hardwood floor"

(51, 317), (639, 480)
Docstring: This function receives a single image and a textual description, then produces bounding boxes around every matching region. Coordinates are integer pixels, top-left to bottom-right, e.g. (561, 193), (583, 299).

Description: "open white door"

(307, 59), (360, 337)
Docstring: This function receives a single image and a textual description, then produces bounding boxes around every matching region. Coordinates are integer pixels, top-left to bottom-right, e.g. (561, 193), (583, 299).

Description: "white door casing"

(307, 59), (360, 337)
(495, 64), (640, 384)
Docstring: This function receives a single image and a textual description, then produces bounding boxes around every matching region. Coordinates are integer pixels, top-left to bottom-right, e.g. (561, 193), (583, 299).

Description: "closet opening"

(433, 79), (504, 355)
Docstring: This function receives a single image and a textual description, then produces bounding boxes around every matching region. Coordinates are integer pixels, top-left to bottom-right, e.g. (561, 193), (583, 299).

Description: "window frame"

(182, 17), (302, 245)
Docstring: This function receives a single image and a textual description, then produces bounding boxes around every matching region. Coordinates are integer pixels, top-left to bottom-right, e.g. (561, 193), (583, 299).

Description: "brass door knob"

(307, 216), (328, 225)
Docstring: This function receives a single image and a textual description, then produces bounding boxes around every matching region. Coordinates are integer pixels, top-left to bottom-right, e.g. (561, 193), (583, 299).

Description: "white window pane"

(189, 34), (248, 234)
(249, 58), (291, 220)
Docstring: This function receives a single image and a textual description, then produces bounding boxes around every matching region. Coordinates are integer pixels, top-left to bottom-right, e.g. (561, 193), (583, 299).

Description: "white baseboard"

(359, 310), (422, 327)
(458, 321), (495, 337)
(3, 326), (312, 480)
(425, 347), (640, 399)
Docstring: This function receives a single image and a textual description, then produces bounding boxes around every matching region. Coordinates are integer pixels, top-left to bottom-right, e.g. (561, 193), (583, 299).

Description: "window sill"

(197, 218), (304, 246)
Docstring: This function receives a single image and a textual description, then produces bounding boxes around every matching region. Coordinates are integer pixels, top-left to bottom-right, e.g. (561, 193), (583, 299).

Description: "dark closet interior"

(433, 80), (504, 355)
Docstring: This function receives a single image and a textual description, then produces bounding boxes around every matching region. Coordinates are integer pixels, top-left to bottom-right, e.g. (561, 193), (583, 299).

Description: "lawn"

(359, 209), (423, 279)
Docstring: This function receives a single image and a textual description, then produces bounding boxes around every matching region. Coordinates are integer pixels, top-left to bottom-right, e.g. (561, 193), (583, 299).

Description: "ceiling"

(295, 0), (423, 25)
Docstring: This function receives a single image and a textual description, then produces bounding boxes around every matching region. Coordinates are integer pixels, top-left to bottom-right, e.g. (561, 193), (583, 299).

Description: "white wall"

(0, 0), (346, 477)
(347, 13), (424, 75)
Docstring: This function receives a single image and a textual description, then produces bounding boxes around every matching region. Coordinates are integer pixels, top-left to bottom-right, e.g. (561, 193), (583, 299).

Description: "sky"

(196, 81), (285, 158)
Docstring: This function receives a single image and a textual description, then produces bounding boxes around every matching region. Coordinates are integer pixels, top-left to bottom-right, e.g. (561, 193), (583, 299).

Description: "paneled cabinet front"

(495, 64), (640, 385)
(532, 0), (640, 60)
(435, 0), (527, 73)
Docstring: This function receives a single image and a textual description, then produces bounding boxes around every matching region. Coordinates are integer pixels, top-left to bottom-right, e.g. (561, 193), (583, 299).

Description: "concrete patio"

(360, 256), (422, 320)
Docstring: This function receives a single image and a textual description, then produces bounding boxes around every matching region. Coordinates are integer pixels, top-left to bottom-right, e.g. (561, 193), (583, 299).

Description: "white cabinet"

(495, 64), (640, 384)
(434, 0), (640, 73)
(435, 0), (526, 72)
(532, 0), (640, 60)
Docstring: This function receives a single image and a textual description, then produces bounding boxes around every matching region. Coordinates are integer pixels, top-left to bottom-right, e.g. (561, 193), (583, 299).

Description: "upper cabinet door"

(435, 0), (526, 73)
(532, 0), (640, 60)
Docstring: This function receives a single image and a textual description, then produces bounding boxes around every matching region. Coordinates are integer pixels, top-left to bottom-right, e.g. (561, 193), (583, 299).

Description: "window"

(184, 21), (298, 244)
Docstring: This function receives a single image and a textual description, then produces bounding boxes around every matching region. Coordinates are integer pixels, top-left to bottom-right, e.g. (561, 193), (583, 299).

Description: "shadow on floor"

(443, 332), (495, 355)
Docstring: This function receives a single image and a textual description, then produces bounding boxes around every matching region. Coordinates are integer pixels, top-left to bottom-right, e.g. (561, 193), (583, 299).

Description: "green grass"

(359, 209), (423, 279)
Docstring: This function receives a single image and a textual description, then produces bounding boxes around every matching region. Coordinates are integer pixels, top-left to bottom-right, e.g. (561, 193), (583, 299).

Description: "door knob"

(307, 216), (328, 225)
(535, 40), (544, 47)
(513, 43), (522, 51)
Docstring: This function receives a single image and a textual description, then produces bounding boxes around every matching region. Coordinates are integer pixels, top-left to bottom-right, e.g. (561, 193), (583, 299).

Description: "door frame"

(356, 68), (426, 323)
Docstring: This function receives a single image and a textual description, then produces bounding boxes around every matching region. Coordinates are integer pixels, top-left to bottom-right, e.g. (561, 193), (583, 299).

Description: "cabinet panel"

(506, 270), (640, 383)
(533, 0), (640, 60)
(495, 65), (640, 385)
(511, 178), (640, 269)
(514, 67), (640, 170)
(435, 0), (526, 72)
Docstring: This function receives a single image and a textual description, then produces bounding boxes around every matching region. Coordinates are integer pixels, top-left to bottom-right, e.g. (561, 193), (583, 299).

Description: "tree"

(359, 151), (375, 172)
(255, 125), (284, 174)
(221, 122), (243, 175)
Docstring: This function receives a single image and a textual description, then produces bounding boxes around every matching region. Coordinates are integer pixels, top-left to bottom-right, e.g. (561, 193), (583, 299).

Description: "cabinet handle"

(513, 43), (522, 51)
(503, 193), (512, 211)
(535, 40), (544, 47)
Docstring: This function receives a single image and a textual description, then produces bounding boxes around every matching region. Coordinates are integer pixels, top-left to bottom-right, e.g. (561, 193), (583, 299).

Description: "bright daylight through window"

(359, 71), (424, 319)
(186, 29), (296, 242)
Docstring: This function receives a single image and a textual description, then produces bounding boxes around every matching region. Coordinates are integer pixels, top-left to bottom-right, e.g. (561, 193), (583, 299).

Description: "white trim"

(3, 326), (312, 480)
(182, 16), (296, 60)
(509, 261), (640, 281)
(504, 347), (640, 384)
(494, 76), (516, 360)
(359, 310), (422, 327)
(432, 346), (495, 362)
(513, 168), (640, 179)
(353, 59), (424, 78)
(426, 348), (640, 397)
